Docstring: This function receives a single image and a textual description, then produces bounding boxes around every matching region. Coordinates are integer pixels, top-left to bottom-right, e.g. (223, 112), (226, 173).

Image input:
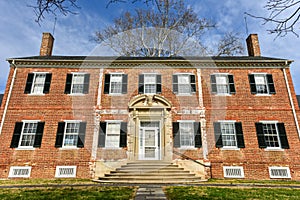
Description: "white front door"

(139, 122), (160, 160)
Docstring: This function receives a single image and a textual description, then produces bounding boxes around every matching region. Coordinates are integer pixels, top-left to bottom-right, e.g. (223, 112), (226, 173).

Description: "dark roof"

(0, 94), (3, 107)
(297, 95), (300, 108)
(7, 55), (290, 62)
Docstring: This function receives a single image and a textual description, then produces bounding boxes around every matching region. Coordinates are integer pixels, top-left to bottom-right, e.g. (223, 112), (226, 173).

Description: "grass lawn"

(164, 186), (300, 200)
(0, 186), (136, 200)
(0, 178), (94, 186)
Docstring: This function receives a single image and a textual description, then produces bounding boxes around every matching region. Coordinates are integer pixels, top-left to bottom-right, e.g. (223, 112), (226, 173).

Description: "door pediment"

(128, 94), (172, 110)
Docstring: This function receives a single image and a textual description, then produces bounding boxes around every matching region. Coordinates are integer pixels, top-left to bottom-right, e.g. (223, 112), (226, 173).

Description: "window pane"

(32, 74), (46, 94)
(20, 122), (37, 147)
(64, 122), (80, 147)
(106, 123), (120, 148)
(255, 75), (268, 94)
(263, 123), (280, 148)
(144, 74), (156, 83)
(221, 122), (237, 147)
(71, 74), (85, 94)
(145, 84), (156, 94)
(180, 122), (194, 147)
(110, 74), (122, 94)
(178, 75), (191, 94)
(216, 75), (229, 94)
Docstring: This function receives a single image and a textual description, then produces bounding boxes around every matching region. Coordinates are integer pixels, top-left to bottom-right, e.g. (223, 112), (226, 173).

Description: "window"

(10, 121), (45, 148)
(104, 73), (128, 94)
(269, 167), (291, 179)
(173, 74), (196, 95)
(24, 73), (52, 94)
(223, 166), (244, 178)
(55, 121), (86, 148)
(173, 121), (201, 148)
(255, 122), (289, 149)
(138, 74), (161, 94)
(8, 166), (32, 178)
(55, 166), (77, 178)
(214, 121), (245, 149)
(64, 73), (90, 94)
(98, 121), (127, 148)
(249, 74), (276, 95)
(210, 74), (235, 95)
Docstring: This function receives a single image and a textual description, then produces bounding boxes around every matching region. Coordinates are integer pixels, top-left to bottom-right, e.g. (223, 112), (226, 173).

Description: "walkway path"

(134, 185), (167, 200)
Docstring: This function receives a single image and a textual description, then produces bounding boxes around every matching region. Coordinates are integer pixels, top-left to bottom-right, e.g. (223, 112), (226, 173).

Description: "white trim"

(108, 72), (124, 74)
(18, 121), (40, 148)
(61, 121), (81, 148)
(250, 72), (268, 75)
(269, 166), (291, 179)
(9, 166), (32, 178)
(218, 120), (236, 123)
(177, 120), (195, 122)
(212, 72), (230, 75)
(223, 166), (244, 178)
(55, 166), (77, 178)
(70, 72), (87, 75)
(105, 120), (123, 123)
(259, 120), (278, 124)
(63, 120), (82, 123)
(21, 120), (41, 123)
(173, 72), (193, 75)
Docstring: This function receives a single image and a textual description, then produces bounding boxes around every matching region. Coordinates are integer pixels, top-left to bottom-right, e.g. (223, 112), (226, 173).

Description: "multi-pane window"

(63, 122), (80, 147)
(173, 121), (201, 148)
(65, 73), (90, 94)
(139, 74), (161, 94)
(10, 121), (45, 148)
(98, 121), (128, 148)
(214, 121), (245, 149)
(179, 122), (195, 147)
(255, 122), (289, 149)
(105, 122), (121, 148)
(249, 74), (276, 95)
(210, 74), (235, 95)
(55, 121), (86, 148)
(104, 73), (128, 94)
(24, 73), (52, 94)
(173, 74), (196, 95)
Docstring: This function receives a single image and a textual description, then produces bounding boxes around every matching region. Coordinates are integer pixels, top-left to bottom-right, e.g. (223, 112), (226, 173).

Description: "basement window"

(223, 166), (244, 178)
(269, 167), (291, 179)
(8, 166), (32, 178)
(55, 166), (77, 178)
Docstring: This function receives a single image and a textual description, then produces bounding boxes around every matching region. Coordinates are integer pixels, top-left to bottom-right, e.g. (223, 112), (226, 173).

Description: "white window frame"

(17, 120), (40, 149)
(30, 72), (48, 95)
(252, 73), (270, 95)
(175, 73), (192, 95)
(70, 73), (86, 95)
(109, 73), (123, 95)
(269, 167), (291, 179)
(105, 120), (122, 149)
(178, 120), (195, 149)
(218, 120), (238, 149)
(223, 166), (244, 178)
(62, 120), (82, 149)
(260, 121), (281, 150)
(55, 166), (77, 178)
(8, 166), (32, 178)
(144, 73), (157, 94)
(214, 73), (230, 95)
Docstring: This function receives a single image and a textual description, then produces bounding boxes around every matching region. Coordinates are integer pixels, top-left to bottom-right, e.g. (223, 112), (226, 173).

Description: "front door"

(139, 122), (160, 160)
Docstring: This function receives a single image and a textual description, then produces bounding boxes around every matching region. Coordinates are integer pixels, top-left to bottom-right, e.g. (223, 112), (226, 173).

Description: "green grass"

(164, 186), (300, 200)
(207, 178), (300, 185)
(0, 186), (135, 200)
(0, 178), (94, 186)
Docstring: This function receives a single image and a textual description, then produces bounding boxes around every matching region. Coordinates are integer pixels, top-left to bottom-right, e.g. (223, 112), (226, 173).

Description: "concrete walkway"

(134, 185), (167, 200)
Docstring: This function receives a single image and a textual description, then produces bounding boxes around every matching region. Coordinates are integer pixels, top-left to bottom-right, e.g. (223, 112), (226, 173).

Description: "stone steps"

(95, 161), (204, 183)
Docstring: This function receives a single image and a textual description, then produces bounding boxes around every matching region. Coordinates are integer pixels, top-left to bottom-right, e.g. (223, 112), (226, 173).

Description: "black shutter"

(98, 122), (106, 147)
(173, 122), (180, 147)
(228, 75), (236, 94)
(277, 123), (289, 149)
(119, 122), (127, 147)
(210, 75), (217, 94)
(138, 74), (144, 94)
(190, 75), (196, 93)
(55, 122), (65, 148)
(156, 74), (162, 94)
(267, 74), (276, 94)
(122, 74), (128, 94)
(64, 74), (73, 94)
(33, 122), (45, 148)
(24, 73), (34, 94)
(43, 74), (52, 94)
(104, 74), (110, 94)
(194, 122), (202, 148)
(77, 122), (87, 148)
(214, 122), (223, 148)
(255, 122), (267, 148)
(10, 122), (23, 148)
(249, 74), (257, 94)
(235, 122), (245, 148)
(173, 75), (178, 93)
(83, 74), (90, 94)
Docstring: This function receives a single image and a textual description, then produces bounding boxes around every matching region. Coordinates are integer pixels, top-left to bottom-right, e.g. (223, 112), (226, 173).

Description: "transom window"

(144, 74), (157, 94)
(106, 122), (121, 148)
(71, 74), (85, 94)
(179, 122), (195, 147)
(63, 122), (80, 147)
(221, 122), (237, 147)
(19, 122), (38, 147)
(110, 74), (123, 94)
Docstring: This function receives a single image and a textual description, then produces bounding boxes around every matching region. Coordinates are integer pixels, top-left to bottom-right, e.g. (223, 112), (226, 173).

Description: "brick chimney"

(40, 32), (54, 56)
(246, 34), (261, 57)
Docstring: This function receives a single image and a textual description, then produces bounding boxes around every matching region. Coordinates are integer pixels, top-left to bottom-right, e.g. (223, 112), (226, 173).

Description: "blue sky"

(0, 0), (299, 94)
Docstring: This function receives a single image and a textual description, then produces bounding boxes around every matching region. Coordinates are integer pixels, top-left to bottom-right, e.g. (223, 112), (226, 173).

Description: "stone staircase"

(94, 161), (204, 183)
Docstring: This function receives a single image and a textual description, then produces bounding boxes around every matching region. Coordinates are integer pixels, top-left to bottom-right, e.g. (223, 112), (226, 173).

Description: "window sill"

(254, 94), (272, 96)
(215, 94), (232, 96)
(178, 147), (198, 150)
(221, 147), (240, 151)
(103, 147), (123, 150)
(175, 94), (194, 96)
(27, 93), (46, 96)
(59, 147), (80, 150)
(16, 147), (35, 150)
(264, 148), (284, 151)
(108, 94), (124, 96)
(67, 94), (86, 96)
